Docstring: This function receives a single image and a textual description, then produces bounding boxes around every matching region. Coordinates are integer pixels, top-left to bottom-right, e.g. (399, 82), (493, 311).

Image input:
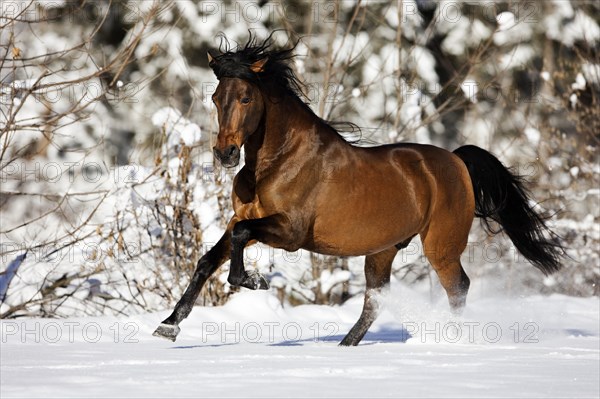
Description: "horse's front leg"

(153, 219), (235, 341)
(228, 214), (296, 290)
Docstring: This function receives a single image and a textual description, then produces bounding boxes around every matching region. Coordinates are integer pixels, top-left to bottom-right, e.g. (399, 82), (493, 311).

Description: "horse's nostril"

(226, 145), (239, 157)
(214, 145), (240, 166)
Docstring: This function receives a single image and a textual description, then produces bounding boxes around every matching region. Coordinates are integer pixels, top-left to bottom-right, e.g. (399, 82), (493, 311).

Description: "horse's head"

(209, 52), (268, 168)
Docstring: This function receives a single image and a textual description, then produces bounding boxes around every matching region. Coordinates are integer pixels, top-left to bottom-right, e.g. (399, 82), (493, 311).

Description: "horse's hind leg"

(421, 227), (470, 313)
(340, 246), (398, 346)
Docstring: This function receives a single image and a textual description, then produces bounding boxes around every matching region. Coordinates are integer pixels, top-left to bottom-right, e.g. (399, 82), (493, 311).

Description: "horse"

(153, 36), (563, 346)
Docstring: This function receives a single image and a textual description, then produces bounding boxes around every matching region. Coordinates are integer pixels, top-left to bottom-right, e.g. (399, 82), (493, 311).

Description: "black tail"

(453, 145), (564, 275)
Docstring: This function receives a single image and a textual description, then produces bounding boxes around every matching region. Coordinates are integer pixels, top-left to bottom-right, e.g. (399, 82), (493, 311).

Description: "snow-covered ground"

(2, 282), (598, 398)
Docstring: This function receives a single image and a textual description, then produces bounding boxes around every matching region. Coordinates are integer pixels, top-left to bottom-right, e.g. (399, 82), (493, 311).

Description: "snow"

(582, 63), (600, 85)
(412, 46), (438, 86)
(571, 73), (587, 91)
(545, 4), (600, 47)
(493, 11), (533, 47)
(541, 71), (550, 81)
(461, 117), (494, 149)
(439, 13), (491, 56)
(496, 12), (516, 32)
(498, 45), (534, 70)
(460, 79), (478, 103)
(524, 127), (541, 147)
(562, 10), (600, 47)
(151, 107), (202, 147)
(332, 32), (370, 64)
(2, 287), (598, 398)
(320, 269), (351, 295)
(570, 93), (578, 109)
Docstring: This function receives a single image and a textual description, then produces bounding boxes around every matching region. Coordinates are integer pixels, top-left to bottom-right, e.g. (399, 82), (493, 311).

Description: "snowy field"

(2, 284), (598, 398)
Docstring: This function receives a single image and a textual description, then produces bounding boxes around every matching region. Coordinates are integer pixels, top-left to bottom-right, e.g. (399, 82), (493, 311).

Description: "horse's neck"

(245, 94), (341, 177)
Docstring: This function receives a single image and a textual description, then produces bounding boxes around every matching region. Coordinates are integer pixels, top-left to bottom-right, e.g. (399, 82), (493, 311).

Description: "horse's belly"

(308, 221), (416, 256)
(307, 186), (426, 256)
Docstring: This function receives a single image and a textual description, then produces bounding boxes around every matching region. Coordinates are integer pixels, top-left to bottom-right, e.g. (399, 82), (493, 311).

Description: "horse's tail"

(453, 145), (563, 275)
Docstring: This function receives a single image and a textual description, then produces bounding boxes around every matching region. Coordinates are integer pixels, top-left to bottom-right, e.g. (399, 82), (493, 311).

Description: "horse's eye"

(240, 97), (251, 104)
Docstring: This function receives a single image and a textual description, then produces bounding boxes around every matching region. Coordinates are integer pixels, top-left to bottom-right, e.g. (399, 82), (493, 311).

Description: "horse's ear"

(207, 51), (218, 67)
(250, 57), (268, 73)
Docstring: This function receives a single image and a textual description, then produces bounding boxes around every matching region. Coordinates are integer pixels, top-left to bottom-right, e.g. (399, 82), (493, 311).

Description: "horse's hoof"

(241, 270), (270, 290)
(153, 323), (181, 342)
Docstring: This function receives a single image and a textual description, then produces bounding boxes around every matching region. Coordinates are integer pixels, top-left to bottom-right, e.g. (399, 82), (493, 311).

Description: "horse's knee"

(231, 222), (251, 246)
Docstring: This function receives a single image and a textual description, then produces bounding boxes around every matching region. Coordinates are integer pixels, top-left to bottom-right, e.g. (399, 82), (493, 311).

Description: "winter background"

(0, 1), (598, 398)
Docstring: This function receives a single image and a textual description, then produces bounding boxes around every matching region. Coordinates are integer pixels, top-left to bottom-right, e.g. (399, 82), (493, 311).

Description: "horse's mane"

(209, 32), (362, 143)
(209, 31), (305, 98)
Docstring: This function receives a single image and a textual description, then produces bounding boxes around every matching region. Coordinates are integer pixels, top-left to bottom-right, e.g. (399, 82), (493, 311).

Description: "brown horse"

(153, 36), (563, 346)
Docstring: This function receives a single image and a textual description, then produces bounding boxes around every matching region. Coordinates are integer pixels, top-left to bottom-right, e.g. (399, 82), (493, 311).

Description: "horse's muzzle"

(213, 144), (240, 168)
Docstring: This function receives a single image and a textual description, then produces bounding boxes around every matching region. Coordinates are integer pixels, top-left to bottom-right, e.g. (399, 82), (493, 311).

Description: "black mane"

(209, 32), (363, 142)
(209, 32), (304, 97)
